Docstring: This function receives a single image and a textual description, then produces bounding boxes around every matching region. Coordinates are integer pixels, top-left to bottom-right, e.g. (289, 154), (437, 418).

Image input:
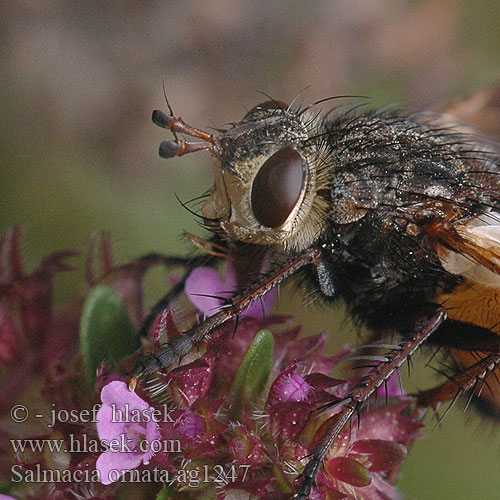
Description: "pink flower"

(273, 371), (311, 402)
(376, 370), (404, 399)
(0, 228), (423, 499)
(96, 381), (162, 484)
(313, 400), (422, 499)
(185, 261), (276, 318)
(266, 363), (345, 441)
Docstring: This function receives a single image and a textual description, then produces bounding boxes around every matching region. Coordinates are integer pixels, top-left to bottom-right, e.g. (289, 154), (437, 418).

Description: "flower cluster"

(0, 229), (423, 500)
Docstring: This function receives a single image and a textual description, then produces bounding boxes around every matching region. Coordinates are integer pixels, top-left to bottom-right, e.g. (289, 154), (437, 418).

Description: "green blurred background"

(1, 1), (499, 498)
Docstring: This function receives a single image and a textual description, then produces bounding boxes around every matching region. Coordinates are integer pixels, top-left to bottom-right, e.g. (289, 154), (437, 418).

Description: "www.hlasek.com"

(11, 433), (182, 455)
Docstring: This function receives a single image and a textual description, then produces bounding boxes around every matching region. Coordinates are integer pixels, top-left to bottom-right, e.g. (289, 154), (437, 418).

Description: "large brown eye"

(251, 148), (306, 228)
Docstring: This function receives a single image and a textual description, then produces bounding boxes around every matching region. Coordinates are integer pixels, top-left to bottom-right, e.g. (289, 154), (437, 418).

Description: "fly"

(130, 95), (500, 498)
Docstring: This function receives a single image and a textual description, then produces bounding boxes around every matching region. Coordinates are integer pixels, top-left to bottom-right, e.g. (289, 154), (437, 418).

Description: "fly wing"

(440, 86), (500, 142)
(429, 86), (500, 285)
(434, 213), (500, 418)
(436, 212), (500, 288)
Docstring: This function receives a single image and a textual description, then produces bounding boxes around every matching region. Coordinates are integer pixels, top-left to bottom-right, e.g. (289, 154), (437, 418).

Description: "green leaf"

(230, 329), (274, 418)
(156, 485), (175, 500)
(273, 464), (294, 493)
(79, 285), (139, 384)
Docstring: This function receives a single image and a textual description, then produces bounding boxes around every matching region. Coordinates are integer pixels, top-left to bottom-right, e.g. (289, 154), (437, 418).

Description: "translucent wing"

(437, 211), (500, 287)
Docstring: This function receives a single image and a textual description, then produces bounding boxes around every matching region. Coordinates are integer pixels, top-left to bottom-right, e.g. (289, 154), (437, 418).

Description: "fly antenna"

(152, 109), (223, 159)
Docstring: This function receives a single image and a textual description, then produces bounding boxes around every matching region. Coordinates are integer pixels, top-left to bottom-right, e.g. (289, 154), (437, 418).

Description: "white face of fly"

(202, 102), (332, 252)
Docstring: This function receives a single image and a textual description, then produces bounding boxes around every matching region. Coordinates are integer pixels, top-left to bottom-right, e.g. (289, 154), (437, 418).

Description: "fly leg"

(129, 247), (322, 385)
(137, 235), (246, 338)
(422, 321), (500, 418)
(294, 304), (447, 500)
(417, 351), (500, 418)
(136, 254), (219, 339)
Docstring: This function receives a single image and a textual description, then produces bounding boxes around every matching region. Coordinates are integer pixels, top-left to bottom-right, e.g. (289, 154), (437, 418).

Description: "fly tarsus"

(128, 247), (322, 389)
(130, 337), (191, 378)
(294, 304), (447, 498)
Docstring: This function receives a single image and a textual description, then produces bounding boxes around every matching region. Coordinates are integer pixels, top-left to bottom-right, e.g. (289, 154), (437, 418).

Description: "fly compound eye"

(250, 148), (306, 229)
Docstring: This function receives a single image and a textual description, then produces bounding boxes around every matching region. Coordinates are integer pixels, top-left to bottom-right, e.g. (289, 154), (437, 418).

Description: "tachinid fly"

(131, 91), (500, 499)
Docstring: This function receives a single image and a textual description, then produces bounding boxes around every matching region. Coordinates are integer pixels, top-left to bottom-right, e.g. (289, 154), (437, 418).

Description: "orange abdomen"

(437, 282), (500, 415)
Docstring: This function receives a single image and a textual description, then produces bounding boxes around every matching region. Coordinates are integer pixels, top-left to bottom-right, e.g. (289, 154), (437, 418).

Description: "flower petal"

(355, 402), (423, 442)
(326, 456), (371, 487)
(100, 380), (149, 413)
(96, 449), (144, 484)
(185, 267), (228, 316)
(174, 411), (206, 441)
(375, 371), (404, 399)
(144, 420), (162, 463)
(276, 372), (311, 402)
(169, 357), (214, 406)
(350, 439), (407, 472)
(240, 287), (277, 319)
(96, 404), (128, 442)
